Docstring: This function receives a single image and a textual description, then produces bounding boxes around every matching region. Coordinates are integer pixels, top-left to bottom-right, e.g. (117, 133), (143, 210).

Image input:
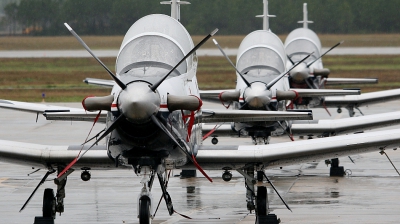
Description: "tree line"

(3, 0), (400, 35)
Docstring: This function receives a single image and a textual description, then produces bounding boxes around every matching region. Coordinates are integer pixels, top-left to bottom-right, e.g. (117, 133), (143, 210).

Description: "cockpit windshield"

(285, 39), (320, 63)
(237, 47), (284, 83)
(116, 35), (186, 77)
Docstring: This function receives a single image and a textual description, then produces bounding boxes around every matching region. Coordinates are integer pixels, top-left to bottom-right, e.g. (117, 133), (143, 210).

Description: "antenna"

(160, 0), (190, 21)
(256, 0), (276, 31)
(297, 3), (313, 29)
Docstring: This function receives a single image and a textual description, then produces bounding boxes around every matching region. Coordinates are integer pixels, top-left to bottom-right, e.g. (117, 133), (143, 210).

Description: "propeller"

(213, 37), (313, 109)
(213, 39), (251, 87)
(57, 114), (126, 178)
(59, 24), (217, 181)
(307, 41), (344, 67)
(151, 115), (212, 182)
(287, 41), (343, 88)
(151, 28), (218, 91)
(266, 52), (313, 90)
(64, 23), (126, 90)
(214, 43), (313, 109)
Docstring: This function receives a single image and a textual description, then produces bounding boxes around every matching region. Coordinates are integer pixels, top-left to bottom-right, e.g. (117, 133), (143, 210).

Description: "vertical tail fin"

(255, 0), (276, 31)
(297, 3), (313, 29)
(160, 0), (190, 21)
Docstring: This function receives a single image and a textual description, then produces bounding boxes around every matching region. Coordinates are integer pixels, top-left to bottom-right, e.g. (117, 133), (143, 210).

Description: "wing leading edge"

(186, 129), (400, 170)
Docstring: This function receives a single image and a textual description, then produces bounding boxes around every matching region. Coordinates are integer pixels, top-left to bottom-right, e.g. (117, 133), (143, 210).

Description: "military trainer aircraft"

(199, 0), (373, 145)
(1, 2), (400, 224)
(284, 3), (400, 117)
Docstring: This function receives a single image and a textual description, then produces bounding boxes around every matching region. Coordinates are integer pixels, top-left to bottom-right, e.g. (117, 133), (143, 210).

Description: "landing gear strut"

(237, 167), (288, 224)
(135, 165), (174, 224)
(251, 136), (271, 145)
(33, 166), (71, 224)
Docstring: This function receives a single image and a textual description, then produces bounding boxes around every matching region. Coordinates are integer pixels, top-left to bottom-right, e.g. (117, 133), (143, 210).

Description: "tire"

(256, 186), (267, 216)
(42, 188), (56, 219)
(139, 196), (151, 224)
(211, 137), (218, 145)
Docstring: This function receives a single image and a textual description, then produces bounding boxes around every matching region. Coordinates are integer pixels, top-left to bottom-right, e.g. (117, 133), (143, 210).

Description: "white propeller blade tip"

(211, 28), (218, 36)
(64, 23), (72, 31)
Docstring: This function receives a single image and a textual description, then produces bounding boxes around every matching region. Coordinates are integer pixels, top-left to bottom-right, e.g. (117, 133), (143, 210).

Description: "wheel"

(211, 137), (218, 145)
(337, 108), (342, 113)
(139, 196), (151, 224)
(42, 188), (56, 219)
(256, 186), (267, 216)
(222, 171), (232, 182)
(81, 170), (91, 181)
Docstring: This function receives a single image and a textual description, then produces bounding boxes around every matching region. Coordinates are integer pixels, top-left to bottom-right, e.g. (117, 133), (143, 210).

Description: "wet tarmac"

(1, 101), (400, 223)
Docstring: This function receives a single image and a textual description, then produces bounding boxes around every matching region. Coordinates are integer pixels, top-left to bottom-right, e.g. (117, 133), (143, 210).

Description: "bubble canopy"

(284, 28), (321, 63)
(236, 30), (286, 84)
(116, 14), (194, 81)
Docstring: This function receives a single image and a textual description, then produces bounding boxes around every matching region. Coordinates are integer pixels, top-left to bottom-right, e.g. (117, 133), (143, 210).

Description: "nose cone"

(244, 82), (271, 109)
(290, 62), (310, 83)
(118, 82), (160, 123)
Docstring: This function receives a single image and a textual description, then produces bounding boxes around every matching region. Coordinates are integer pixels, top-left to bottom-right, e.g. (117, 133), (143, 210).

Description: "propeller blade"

(64, 23), (127, 90)
(20, 169), (56, 212)
(57, 114), (126, 178)
(262, 171), (292, 212)
(307, 41), (344, 67)
(150, 115), (213, 182)
(266, 52), (314, 90)
(287, 55), (295, 65)
(150, 28), (218, 91)
(277, 121), (294, 141)
(213, 38), (251, 87)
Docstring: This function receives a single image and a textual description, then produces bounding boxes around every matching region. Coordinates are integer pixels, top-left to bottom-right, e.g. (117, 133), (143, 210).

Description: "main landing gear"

(33, 166), (71, 224)
(237, 167), (287, 224)
(337, 106), (364, 117)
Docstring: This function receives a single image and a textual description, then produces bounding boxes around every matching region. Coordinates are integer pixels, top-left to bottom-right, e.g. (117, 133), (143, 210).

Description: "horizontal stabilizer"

(291, 111), (400, 136)
(197, 109), (312, 123)
(44, 111), (107, 123)
(324, 88), (400, 107)
(292, 88), (361, 97)
(326, 78), (378, 85)
(199, 89), (235, 103)
(84, 78), (115, 88)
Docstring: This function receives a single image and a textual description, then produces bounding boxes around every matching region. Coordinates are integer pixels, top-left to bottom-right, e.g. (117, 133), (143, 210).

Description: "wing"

(323, 88), (400, 107)
(326, 78), (378, 85)
(292, 88), (360, 97)
(199, 89), (235, 103)
(198, 109), (313, 123)
(291, 111), (400, 136)
(0, 99), (83, 113)
(0, 99), (106, 123)
(44, 111), (107, 123)
(0, 140), (113, 168)
(185, 129), (400, 170)
(84, 78), (115, 88)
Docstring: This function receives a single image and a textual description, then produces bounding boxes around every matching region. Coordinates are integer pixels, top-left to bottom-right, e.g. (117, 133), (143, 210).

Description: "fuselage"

(233, 30), (289, 137)
(104, 14), (201, 168)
